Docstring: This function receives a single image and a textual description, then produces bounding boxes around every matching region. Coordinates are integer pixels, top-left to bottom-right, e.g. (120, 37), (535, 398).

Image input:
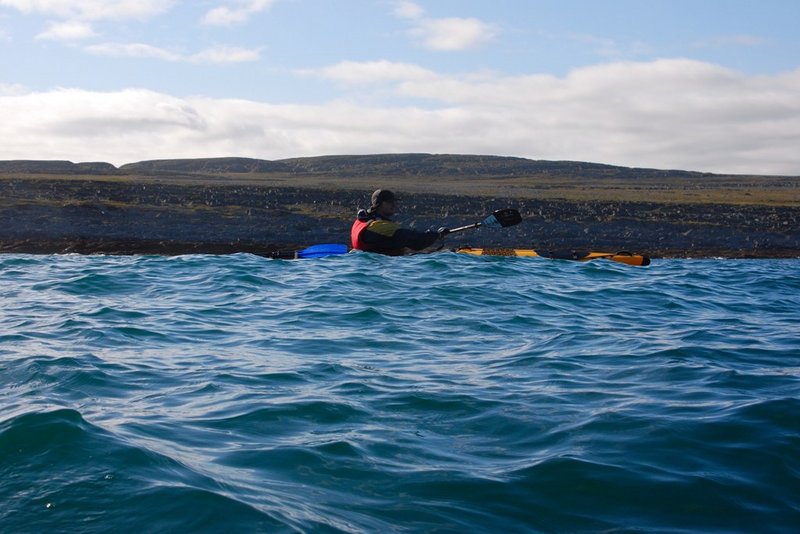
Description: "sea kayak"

(283, 244), (650, 266)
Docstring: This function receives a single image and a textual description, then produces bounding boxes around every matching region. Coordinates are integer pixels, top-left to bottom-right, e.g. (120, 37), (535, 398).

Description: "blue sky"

(1, 0), (799, 174)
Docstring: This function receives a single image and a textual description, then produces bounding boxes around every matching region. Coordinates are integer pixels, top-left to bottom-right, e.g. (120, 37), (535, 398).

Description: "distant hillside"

(120, 157), (292, 174)
(123, 154), (714, 179)
(275, 154), (710, 179)
(0, 160), (118, 174)
(1, 154), (780, 179)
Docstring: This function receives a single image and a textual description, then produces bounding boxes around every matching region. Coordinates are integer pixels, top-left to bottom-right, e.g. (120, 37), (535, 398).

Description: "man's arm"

(361, 222), (439, 253)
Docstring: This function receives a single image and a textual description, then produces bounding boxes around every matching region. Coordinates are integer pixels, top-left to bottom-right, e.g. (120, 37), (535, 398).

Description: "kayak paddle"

(447, 208), (522, 234)
(283, 209), (522, 258)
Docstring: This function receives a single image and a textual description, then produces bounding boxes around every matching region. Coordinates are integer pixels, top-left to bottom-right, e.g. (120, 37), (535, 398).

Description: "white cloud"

(302, 60), (437, 84)
(536, 31), (653, 60)
(1, 60), (799, 175)
(189, 45), (263, 64)
(0, 0), (173, 21)
(84, 42), (263, 63)
(411, 17), (496, 51)
(85, 42), (182, 61)
(203, 0), (277, 26)
(36, 20), (97, 41)
(0, 82), (27, 95)
(391, 2), (496, 51)
(393, 0), (424, 20)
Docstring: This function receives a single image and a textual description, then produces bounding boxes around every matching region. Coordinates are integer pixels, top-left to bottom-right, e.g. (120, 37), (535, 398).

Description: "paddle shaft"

(448, 222), (483, 234)
(446, 209), (522, 234)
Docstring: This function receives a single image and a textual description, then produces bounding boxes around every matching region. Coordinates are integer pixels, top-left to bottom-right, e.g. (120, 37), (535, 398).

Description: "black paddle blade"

(482, 209), (522, 229)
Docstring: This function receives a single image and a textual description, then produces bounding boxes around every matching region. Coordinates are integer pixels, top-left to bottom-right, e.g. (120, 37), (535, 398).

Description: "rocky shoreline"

(1, 178), (798, 259)
(2, 154), (798, 259)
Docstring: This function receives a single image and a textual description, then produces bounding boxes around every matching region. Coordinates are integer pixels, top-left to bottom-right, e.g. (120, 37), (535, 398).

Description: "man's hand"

(437, 227), (450, 239)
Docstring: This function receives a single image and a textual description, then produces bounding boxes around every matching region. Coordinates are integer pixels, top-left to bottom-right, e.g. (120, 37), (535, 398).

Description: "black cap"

(371, 189), (396, 208)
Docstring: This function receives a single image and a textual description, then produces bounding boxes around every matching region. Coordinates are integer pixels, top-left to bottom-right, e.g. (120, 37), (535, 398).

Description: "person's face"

(377, 200), (395, 218)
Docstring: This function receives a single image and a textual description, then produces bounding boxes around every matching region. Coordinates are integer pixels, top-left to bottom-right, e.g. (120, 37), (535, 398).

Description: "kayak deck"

(455, 248), (651, 266)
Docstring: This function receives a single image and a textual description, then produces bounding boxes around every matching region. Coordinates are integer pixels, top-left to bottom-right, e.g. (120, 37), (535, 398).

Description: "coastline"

(1, 237), (797, 259)
(2, 158), (798, 259)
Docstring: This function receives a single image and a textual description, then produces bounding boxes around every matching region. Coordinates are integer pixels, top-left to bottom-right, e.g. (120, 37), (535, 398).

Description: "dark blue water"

(2, 253), (799, 533)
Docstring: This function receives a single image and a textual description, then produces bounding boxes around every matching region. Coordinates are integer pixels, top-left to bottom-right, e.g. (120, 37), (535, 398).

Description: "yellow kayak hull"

(455, 248), (651, 266)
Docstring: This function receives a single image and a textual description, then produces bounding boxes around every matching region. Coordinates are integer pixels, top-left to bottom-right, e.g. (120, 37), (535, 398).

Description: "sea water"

(1, 253), (798, 533)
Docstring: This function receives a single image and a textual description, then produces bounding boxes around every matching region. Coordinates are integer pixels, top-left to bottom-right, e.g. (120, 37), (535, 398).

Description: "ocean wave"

(1, 254), (799, 532)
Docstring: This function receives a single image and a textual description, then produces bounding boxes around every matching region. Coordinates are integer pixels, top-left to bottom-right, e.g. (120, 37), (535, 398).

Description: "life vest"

(351, 214), (402, 253)
(351, 218), (371, 250)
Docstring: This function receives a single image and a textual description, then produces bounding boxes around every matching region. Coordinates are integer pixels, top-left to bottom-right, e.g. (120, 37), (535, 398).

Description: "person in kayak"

(351, 189), (449, 255)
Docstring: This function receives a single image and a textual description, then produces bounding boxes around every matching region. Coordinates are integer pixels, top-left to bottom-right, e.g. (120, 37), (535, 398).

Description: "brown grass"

(2, 171), (798, 207)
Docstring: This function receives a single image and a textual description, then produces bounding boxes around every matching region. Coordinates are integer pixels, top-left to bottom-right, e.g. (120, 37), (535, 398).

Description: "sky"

(1, 0), (799, 175)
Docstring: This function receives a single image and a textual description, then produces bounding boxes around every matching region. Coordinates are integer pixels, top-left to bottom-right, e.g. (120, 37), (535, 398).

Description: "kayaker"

(351, 189), (449, 255)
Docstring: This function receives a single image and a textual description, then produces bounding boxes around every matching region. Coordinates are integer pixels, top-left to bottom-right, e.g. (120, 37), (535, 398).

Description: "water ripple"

(1, 254), (799, 532)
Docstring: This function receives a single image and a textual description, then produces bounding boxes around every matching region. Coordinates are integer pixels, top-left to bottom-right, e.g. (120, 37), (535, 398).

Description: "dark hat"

(370, 189), (396, 207)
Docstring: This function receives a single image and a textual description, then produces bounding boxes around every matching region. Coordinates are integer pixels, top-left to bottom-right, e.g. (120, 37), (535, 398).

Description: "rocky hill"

(276, 154), (713, 179)
(118, 157), (293, 174)
(0, 160), (118, 174)
(1, 154), (743, 180)
(120, 154), (718, 179)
